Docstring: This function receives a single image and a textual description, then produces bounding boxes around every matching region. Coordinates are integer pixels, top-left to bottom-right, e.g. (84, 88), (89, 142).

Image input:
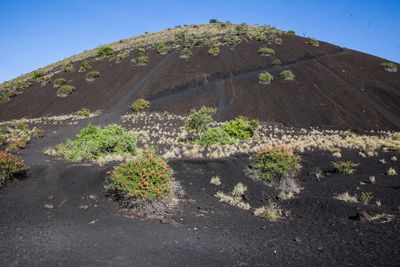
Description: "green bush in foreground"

(332, 161), (359, 175)
(0, 151), (26, 188)
(259, 72), (274, 84)
(97, 46), (114, 57)
(49, 124), (137, 162)
(253, 146), (302, 182)
(105, 151), (174, 201)
(258, 47), (275, 56)
(131, 98), (150, 112)
(184, 106), (216, 138)
(57, 85), (76, 97)
(279, 70), (295, 80)
(131, 55), (149, 66)
(381, 62), (397, 72)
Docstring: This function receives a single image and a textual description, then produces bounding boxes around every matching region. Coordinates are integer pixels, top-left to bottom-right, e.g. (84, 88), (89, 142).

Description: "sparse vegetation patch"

(57, 85), (76, 97)
(381, 62), (397, 72)
(131, 55), (149, 66)
(306, 38), (319, 47)
(258, 47), (275, 56)
(0, 151), (26, 188)
(97, 46), (114, 57)
(53, 78), (67, 87)
(86, 71), (101, 81)
(259, 72), (274, 84)
(79, 60), (92, 72)
(279, 70), (295, 80)
(332, 161), (359, 175)
(208, 46), (220, 56)
(131, 98), (150, 112)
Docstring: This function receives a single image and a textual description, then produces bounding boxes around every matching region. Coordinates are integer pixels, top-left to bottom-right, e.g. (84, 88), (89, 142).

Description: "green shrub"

(49, 124), (137, 162)
(157, 42), (171, 54)
(53, 78), (66, 87)
(253, 146), (302, 182)
(0, 151), (26, 188)
(194, 127), (235, 146)
(272, 59), (281, 66)
(180, 47), (192, 58)
(279, 70), (295, 80)
(86, 71), (101, 80)
(359, 192), (373, 205)
(75, 108), (91, 118)
(222, 117), (259, 140)
(61, 62), (74, 72)
(131, 55), (149, 66)
(13, 79), (31, 89)
(258, 47), (275, 56)
(105, 151), (174, 201)
(137, 47), (146, 54)
(381, 62), (397, 72)
(79, 60), (92, 72)
(0, 90), (10, 103)
(332, 161), (359, 175)
(287, 30), (296, 35)
(131, 98), (150, 112)
(97, 45), (114, 57)
(57, 85), (76, 96)
(306, 38), (319, 47)
(209, 18), (218, 24)
(259, 72), (274, 84)
(184, 106), (216, 138)
(31, 70), (44, 81)
(116, 51), (129, 63)
(208, 46), (220, 56)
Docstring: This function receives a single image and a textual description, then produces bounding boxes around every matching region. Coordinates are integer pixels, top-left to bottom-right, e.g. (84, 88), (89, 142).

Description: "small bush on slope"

(272, 59), (281, 66)
(259, 72), (273, 84)
(279, 70), (295, 80)
(47, 124), (137, 162)
(306, 38), (319, 47)
(0, 151), (26, 188)
(179, 47), (192, 59)
(79, 60), (92, 72)
(157, 42), (172, 54)
(57, 85), (76, 97)
(86, 71), (101, 80)
(53, 78), (66, 87)
(61, 62), (74, 72)
(253, 146), (301, 182)
(208, 46), (220, 56)
(75, 108), (91, 118)
(287, 30), (296, 35)
(381, 62), (397, 72)
(131, 98), (150, 112)
(184, 106), (216, 138)
(194, 127), (236, 146)
(105, 151), (174, 201)
(97, 46), (114, 57)
(258, 47), (275, 56)
(131, 55), (149, 66)
(332, 161), (359, 175)
(31, 70), (44, 82)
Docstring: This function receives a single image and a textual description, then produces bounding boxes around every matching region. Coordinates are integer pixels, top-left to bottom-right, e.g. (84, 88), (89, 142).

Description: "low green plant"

(272, 59), (281, 66)
(131, 98), (150, 112)
(97, 45), (114, 57)
(194, 127), (235, 146)
(222, 117), (259, 140)
(61, 62), (74, 72)
(0, 90), (10, 103)
(359, 192), (373, 205)
(137, 47), (146, 54)
(253, 146), (302, 182)
(116, 51), (129, 63)
(332, 161), (359, 175)
(48, 124), (137, 162)
(86, 71), (101, 80)
(157, 42), (171, 54)
(0, 151), (26, 188)
(184, 106), (216, 138)
(259, 72), (274, 84)
(57, 85), (75, 96)
(131, 55), (149, 66)
(287, 30), (296, 35)
(258, 47), (275, 56)
(306, 38), (319, 47)
(381, 62), (397, 72)
(208, 46), (220, 56)
(254, 200), (282, 221)
(105, 151), (174, 201)
(53, 78), (66, 87)
(31, 70), (44, 81)
(209, 18), (218, 24)
(79, 60), (92, 72)
(180, 47), (192, 58)
(75, 108), (91, 118)
(13, 79), (31, 89)
(279, 70), (295, 80)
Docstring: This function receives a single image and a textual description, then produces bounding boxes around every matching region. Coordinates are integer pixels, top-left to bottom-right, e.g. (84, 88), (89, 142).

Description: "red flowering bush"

(0, 151), (26, 188)
(106, 151), (174, 201)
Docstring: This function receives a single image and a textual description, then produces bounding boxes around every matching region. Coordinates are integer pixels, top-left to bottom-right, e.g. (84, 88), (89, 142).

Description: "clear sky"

(0, 0), (399, 83)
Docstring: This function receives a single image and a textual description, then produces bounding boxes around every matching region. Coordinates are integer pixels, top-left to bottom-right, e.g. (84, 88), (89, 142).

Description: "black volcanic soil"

(1, 35), (399, 130)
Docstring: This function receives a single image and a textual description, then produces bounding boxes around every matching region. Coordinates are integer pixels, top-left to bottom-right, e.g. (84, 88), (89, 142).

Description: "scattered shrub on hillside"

(79, 60), (92, 72)
(381, 62), (397, 72)
(32, 128), (45, 138)
(61, 62), (74, 72)
(209, 18), (218, 24)
(215, 182), (251, 210)
(252, 146), (302, 182)
(359, 192), (373, 205)
(97, 45), (114, 57)
(258, 47), (275, 56)
(335, 192), (358, 203)
(222, 117), (259, 140)
(332, 161), (359, 175)
(131, 55), (149, 66)
(53, 78), (67, 87)
(259, 72), (274, 84)
(75, 108), (91, 118)
(208, 46), (220, 56)
(131, 98), (150, 112)
(254, 200), (282, 221)
(179, 47), (193, 59)
(13, 79), (31, 89)
(105, 150), (174, 201)
(0, 151), (26, 188)
(306, 38), (319, 47)
(86, 71), (101, 81)
(157, 42), (171, 54)
(116, 51), (129, 63)
(47, 124), (137, 162)
(194, 127), (236, 146)
(31, 70), (44, 82)
(279, 70), (295, 80)
(0, 90), (10, 103)
(287, 30), (296, 35)
(272, 59), (281, 66)
(137, 47), (146, 54)
(57, 85), (76, 97)
(184, 106), (216, 138)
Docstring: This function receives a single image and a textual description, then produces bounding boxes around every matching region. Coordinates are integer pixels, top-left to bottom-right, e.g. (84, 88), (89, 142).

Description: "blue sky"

(0, 0), (399, 83)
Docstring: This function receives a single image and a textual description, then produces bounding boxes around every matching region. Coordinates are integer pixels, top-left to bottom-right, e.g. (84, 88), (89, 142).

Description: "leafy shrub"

(287, 30), (296, 35)
(184, 106), (216, 138)
(332, 161), (359, 175)
(381, 62), (397, 72)
(258, 47), (275, 56)
(75, 108), (91, 118)
(131, 98), (150, 112)
(157, 42), (171, 54)
(13, 79), (31, 89)
(61, 62), (74, 72)
(0, 90), (10, 103)
(86, 71), (101, 80)
(208, 46), (220, 56)
(279, 70), (295, 80)
(194, 127), (235, 146)
(306, 38), (319, 47)
(105, 151), (174, 201)
(222, 117), (259, 140)
(137, 47), (146, 54)
(253, 146), (302, 182)
(359, 192), (373, 205)
(53, 77), (66, 87)
(209, 18), (218, 24)
(116, 51), (129, 63)
(49, 124), (137, 162)
(131, 55), (149, 66)
(31, 70), (44, 81)
(259, 72), (274, 84)
(79, 60), (92, 72)
(32, 128), (45, 138)
(180, 47), (192, 59)
(254, 200), (282, 221)
(272, 59), (281, 66)
(57, 85), (76, 97)
(0, 151), (26, 188)
(97, 46), (114, 57)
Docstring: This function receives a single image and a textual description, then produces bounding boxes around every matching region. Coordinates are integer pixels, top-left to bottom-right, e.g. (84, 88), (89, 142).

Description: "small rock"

(44, 204), (54, 209)
(159, 218), (178, 225)
(293, 237), (301, 243)
(48, 195), (54, 200)
(88, 220), (97, 224)
(79, 205), (89, 210)
(88, 195), (97, 201)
